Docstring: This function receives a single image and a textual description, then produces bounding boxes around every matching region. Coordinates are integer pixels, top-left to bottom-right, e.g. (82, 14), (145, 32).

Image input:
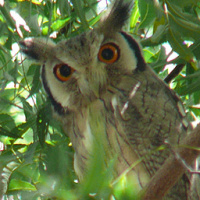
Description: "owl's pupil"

(102, 48), (114, 60)
(54, 63), (75, 82)
(60, 64), (71, 77)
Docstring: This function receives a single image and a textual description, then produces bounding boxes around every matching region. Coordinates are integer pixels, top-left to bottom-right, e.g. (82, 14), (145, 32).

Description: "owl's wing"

(113, 66), (190, 175)
(109, 66), (191, 199)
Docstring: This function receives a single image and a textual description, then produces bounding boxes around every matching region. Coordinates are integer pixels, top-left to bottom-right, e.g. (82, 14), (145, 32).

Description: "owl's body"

(20, 0), (196, 199)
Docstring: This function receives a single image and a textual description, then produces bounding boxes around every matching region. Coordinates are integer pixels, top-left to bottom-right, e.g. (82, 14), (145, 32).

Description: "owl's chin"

(51, 94), (100, 116)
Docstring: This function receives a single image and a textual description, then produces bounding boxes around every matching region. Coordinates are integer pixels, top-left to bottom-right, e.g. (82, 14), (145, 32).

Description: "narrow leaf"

(167, 29), (194, 62)
(37, 103), (51, 146)
(29, 65), (42, 96)
(8, 179), (36, 191)
(138, 0), (156, 29)
(71, 0), (89, 29)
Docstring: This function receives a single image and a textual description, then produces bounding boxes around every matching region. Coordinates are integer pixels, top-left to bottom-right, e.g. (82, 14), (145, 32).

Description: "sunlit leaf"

(8, 179), (37, 191)
(130, 0), (139, 28)
(51, 17), (71, 31)
(11, 123), (30, 138)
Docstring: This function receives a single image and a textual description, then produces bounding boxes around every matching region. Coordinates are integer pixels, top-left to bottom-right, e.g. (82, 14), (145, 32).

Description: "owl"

(19, 0), (196, 199)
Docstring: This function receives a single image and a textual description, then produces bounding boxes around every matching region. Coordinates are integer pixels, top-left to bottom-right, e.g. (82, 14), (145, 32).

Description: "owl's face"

(20, 0), (146, 114)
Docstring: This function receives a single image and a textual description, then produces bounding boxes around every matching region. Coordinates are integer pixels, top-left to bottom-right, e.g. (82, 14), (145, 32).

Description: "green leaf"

(20, 97), (36, 132)
(20, 97), (33, 119)
(10, 123), (30, 138)
(51, 17), (71, 31)
(151, 25), (167, 43)
(26, 64), (38, 76)
(166, 1), (200, 24)
(168, 13), (200, 40)
(57, 0), (71, 16)
(178, 79), (200, 95)
(130, 0), (140, 28)
(138, 0), (156, 29)
(37, 103), (51, 146)
(190, 38), (200, 60)
(168, 0), (199, 8)
(0, 114), (16, 130)
(71, 0), (89, 29)
(29, 65), (42, 96)
(0, 127), (21, 138)
(167, 29), (194, 62)
(0, 49), (7, 65)
(8, 179), (37, 191)
(0, 5), (15, 30)
(89, 14), (101, 27)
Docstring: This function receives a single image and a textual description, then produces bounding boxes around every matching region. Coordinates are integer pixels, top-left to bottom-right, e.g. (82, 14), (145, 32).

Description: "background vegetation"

(0, 0), (200, 199)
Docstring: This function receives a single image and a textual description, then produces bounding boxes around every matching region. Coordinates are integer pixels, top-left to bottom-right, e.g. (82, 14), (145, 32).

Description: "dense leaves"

(0, 0), (200, 199)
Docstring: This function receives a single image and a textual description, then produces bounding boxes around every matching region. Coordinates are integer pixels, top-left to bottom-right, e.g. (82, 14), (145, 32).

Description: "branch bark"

(141, 124), (200, 200)
(164, 63), (185, 84)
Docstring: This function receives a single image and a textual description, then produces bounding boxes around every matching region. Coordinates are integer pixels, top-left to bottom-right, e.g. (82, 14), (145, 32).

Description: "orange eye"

(53, 63), (75, 82)
(98, 43), (120, 64)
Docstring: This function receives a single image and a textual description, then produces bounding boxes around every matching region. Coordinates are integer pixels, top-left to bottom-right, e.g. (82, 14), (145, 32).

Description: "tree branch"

(140, 124), (200, 200)
(164, 63), (185, 84)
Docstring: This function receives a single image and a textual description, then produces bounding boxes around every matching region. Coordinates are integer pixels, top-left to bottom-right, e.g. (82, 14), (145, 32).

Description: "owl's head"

(20, 0), (146, 115)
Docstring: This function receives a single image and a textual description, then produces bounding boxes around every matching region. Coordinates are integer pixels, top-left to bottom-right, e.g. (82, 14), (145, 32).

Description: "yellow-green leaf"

(8, 179), (37, 191)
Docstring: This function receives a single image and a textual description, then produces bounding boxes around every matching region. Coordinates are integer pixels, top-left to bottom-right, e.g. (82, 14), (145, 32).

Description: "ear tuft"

(19, 38), (56, 63)
(98, 0), (133, 35)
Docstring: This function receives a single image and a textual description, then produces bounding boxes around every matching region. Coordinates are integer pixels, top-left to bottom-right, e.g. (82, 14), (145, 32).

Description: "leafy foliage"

(0, 0), (200, 199)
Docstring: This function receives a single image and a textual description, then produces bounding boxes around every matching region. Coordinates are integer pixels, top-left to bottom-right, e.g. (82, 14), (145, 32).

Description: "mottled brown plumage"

(20, 0), (197, 199)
